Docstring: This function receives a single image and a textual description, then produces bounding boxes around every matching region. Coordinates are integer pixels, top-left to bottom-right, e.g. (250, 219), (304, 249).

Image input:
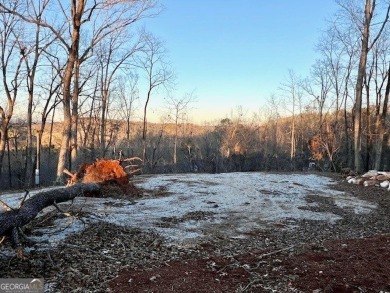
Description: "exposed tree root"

(65, 158), (142, 195)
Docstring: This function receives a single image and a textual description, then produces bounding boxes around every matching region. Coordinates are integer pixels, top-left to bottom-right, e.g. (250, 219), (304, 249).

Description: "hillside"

(29, 120), (215, 149)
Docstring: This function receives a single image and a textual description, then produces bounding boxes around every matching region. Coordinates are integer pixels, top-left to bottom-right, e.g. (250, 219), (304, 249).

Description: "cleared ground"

(1, 172), (389, 292)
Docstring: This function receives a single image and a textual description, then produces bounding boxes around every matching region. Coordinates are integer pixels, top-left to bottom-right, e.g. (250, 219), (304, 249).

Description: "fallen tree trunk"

(0, 183), (101, 241)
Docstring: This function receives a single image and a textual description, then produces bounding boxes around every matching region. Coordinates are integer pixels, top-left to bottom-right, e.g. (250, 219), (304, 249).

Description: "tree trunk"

(142, 89), (152, 164)
(365, 79), (372, 171)
(174, 114), (178, 165)
(57, 105), (72, 182)
(0, 183), (101, 239)
(0, 126), (7, 178)
(6, 135), (12, 188)
(353, 0), (372, 173)
(56, 1), (83, 182)
(374, 63), (390, 169)
(48, 101), (56, 166)
(25, 86), (34, 188)
(290, 117), (296, 160)
(100, 88), (108, 157)
(71, 57), (80, 170)
(24, 22), (40, 188)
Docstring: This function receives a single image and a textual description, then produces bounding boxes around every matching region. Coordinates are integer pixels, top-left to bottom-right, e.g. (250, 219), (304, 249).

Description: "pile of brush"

(346, 170), (390, 189)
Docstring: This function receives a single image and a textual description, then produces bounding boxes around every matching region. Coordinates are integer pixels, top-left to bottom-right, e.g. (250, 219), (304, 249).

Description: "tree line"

(0, 0), (390, 190)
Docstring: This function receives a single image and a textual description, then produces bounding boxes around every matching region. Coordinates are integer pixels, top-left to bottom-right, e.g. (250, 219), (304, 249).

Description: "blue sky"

(142, 0), (339, 123)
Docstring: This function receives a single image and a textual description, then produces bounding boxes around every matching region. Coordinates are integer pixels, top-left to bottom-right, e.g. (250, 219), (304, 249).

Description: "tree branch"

(0, 3), (70, 50)
(368, 4), (390, 51)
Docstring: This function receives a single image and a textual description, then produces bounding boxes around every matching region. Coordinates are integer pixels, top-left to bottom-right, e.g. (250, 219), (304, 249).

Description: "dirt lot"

(1, 172), (390, 292)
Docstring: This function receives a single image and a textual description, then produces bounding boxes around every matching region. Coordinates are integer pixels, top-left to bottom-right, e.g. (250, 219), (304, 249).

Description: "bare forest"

(0, 0), (390, 190)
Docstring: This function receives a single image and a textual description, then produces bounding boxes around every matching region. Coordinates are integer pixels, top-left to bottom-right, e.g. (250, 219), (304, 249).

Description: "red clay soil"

(283, 234), (390, 293)
(109, 234), (390, 293)
(109, 257), (250, 293)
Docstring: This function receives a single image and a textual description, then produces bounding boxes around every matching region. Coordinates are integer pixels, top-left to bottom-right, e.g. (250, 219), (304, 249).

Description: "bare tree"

(166, 91), (196, 165)
(35, 51), (63, 167)
(116, 74), (139, 153)
(317, 22), (358, 168)
(214, 107), (260, 172)
(301, 59), (344, 170)
(134, 32), (175, 164)
(17, 0), (58, 187)
(78, 72), (101, 152)
(302, 59), (332, 126)
(0, 3), (24, 182)
(337, 0), (390, 172)
(279, 70), (304, 162)
(95, 30), (143, 156)
(372, 44), (390, 169)
(263, 95), (282, 161)
(0, 0), (158, 182)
